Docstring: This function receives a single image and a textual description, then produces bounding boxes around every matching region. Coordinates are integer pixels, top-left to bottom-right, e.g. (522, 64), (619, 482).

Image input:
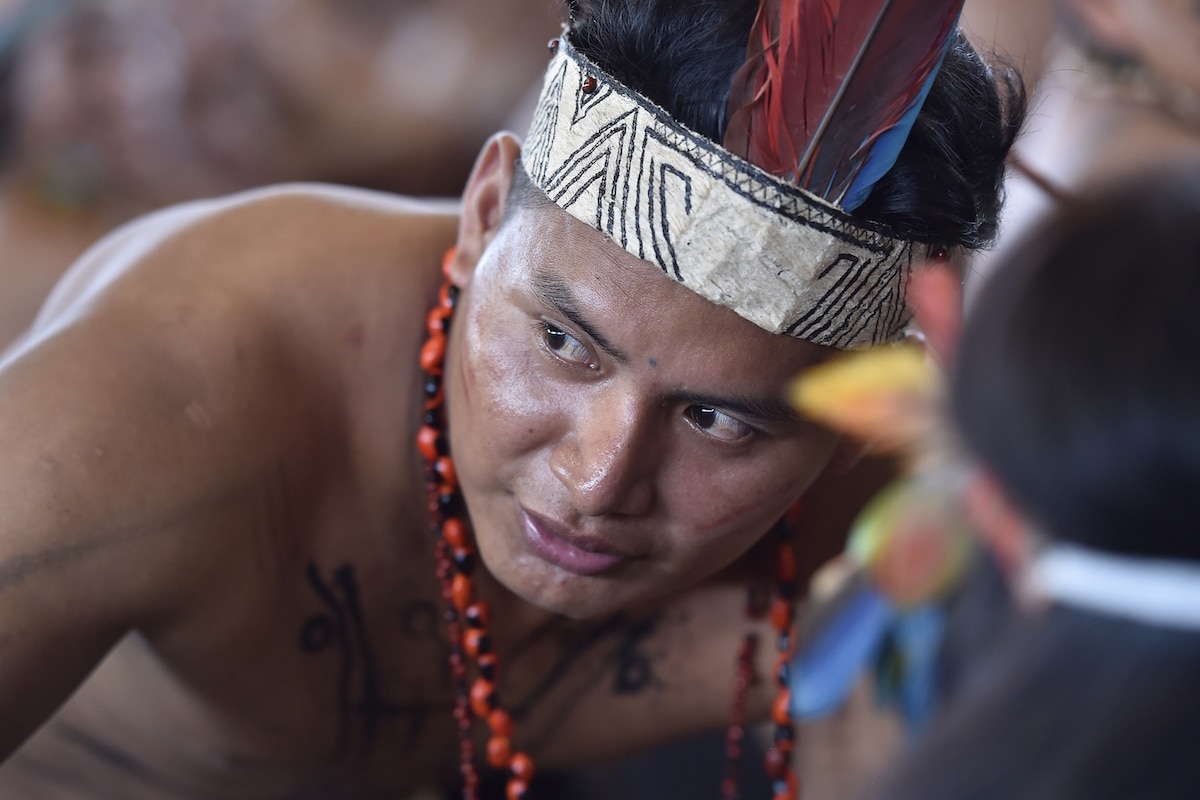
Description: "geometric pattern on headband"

(522, 35), (926, 349)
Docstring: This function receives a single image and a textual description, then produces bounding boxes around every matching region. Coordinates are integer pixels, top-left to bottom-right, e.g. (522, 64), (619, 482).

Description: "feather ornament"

(725, 0), (965, 210)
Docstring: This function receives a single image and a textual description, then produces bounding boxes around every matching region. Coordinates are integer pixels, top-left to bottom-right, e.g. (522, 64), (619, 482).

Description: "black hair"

(552, 0), (1025, 250)
(952, 169), (1200, 557)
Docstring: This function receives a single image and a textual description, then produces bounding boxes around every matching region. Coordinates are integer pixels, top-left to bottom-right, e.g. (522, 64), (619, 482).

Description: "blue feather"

(840, 34), (957, 211)
(790, 583), (894, 719)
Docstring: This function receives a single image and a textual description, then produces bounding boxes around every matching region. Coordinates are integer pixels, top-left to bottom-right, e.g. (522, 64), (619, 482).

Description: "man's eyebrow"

(676, 390), (804, 427)
(530, 271), (630, 363)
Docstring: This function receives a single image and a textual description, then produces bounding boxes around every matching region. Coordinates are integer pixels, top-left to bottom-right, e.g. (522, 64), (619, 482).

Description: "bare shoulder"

(3, 183), (456, 482)
(4, 182), (456, 478)
(0, 182), (454, 757)
(12, 183), (457, 353)
(1, 182), (455, 566)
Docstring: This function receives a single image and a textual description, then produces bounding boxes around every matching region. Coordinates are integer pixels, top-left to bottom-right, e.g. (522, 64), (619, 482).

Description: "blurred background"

(0, 0), (558, 347)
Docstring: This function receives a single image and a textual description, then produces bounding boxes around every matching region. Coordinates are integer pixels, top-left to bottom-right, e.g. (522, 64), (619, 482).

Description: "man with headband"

(0, 1), (1021, 797)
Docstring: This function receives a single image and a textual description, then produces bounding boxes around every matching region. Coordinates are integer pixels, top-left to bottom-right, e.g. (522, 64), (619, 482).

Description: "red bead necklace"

(418, 249), (532, 800)
(418, 248), (800, 800)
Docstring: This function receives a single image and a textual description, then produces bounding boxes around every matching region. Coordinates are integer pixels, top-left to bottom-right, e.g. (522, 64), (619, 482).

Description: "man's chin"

(485, 557), (647, 622)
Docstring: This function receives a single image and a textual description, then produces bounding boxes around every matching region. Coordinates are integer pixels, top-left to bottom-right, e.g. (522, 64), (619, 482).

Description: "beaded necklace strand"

(418, 248), (800, 800)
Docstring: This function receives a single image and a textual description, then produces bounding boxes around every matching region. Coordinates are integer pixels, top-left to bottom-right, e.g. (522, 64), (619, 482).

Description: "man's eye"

(541, 323), (593, 366)
(686, 405), (753, 442)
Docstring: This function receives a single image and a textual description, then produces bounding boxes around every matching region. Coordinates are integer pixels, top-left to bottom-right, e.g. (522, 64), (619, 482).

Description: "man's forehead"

(504, 200), (652, 281)
(510, 239), (835, 374)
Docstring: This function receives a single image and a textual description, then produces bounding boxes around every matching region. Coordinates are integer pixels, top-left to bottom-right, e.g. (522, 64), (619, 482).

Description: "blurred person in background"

(969, 0), (1200, 297)
(859, 166), (1200, 800)
(867, 0), (1200, 726)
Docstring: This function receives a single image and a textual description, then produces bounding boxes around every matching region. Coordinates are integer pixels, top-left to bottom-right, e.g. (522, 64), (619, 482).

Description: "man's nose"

(548, 390), (656, 518)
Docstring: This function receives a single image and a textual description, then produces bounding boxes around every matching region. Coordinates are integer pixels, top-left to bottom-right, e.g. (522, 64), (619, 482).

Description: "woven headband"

(521, 35), (931, 349)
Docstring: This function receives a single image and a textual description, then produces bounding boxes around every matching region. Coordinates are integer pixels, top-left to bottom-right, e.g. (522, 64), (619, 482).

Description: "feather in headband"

(725, 0), (965, 211)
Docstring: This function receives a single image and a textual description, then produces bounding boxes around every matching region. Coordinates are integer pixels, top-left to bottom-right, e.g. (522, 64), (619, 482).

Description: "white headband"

(521, 35), (930, 349)
(1023, 543), (1200, 632)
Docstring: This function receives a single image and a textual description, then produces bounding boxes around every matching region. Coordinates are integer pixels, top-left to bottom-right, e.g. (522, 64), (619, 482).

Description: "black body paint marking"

(398, 599), (454, 695)
(301, 615), (337, 653)
(612, 615), (659, 694)
(506, 611), (667, 752)
(300, 562), (452, 755)
(0, 540), (107, 595)
(0, 485), (250, 595)
(399, 600), (441, 642)
(301, 562), (357, 753)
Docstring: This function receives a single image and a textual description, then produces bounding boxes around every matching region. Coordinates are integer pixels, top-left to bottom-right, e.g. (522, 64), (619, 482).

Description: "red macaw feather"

(725, 0), (964, 209)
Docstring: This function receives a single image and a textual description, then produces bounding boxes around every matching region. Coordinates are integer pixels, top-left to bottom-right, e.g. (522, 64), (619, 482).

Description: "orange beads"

(442, 517), (468, 549)
(486, 735), (512, 768)
(469, 678), (496, 718)
(451, 573), (473, 612)
(509, 751), (535, 781)
(419, 335), (445, 375)
(487, 708), (514, 737)
(418, 260), (535, 800)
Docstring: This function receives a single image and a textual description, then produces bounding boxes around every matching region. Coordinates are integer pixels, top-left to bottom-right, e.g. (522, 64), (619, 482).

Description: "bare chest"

(0, 484), (773, 799)
(0, 538), (465, 796)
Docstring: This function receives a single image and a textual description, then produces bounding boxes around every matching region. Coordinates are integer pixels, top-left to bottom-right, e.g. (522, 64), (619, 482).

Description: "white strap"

(1024, 544), (1200, 632)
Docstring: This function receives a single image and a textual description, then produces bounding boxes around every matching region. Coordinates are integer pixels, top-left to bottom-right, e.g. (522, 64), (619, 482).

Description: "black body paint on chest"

(299, 561), (450, 755)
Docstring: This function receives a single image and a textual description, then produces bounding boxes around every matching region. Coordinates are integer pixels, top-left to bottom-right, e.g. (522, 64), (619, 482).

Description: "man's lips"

(519, 507), (631, 576)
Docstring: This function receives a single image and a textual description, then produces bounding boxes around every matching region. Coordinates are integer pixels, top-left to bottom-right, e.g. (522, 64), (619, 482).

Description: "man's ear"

(450, 132), (522, 287)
